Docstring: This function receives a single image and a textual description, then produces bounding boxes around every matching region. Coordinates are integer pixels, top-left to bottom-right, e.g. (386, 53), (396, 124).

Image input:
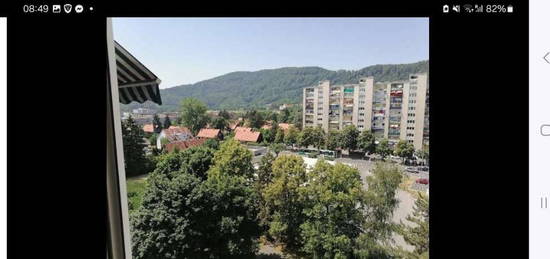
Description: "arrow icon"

(544, 52), (550, 64)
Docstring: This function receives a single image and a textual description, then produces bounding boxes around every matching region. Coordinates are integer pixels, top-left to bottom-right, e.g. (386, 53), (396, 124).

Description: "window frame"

(106, 18), (133, 259)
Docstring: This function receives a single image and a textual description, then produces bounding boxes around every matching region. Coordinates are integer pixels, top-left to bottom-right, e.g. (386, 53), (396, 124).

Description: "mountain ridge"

(122, 60), (429, 112)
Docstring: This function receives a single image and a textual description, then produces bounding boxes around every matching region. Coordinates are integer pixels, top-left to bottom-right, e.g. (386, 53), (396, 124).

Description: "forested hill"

(122, 60), (428, 111)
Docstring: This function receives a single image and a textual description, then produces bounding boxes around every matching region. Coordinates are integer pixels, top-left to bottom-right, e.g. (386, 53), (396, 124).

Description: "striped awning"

(115, 41), (162, 105)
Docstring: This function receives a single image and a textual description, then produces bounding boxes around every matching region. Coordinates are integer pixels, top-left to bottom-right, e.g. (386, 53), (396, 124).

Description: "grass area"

(127, 178), (147, 213)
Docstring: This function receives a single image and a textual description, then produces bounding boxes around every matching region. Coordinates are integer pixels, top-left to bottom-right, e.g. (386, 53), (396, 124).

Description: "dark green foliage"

(358, 130), (376, 155)
(260, 128), (275, 143)
(131, 141), (261, 259)
(122, 115), (151, 177)
(163, 116), (171, 129)
(398, 193), (429, 258)
(325, 130), (342, 151)
(152, 113), (163, 133)
(148, 133), (158, 147)
(245, 110), (265, 129)
(300, 161), (368, 259)
(204, 138), (220, 150)
(274, 128), (285, 144)
(340, 125), (359, 151)
(394, 140), (415, 162)
(284, 126), (300, 146)
(298, 126), (325, 149)
(354, 163), (403, 257)
(278, 108), (291, 123)
(376, 139), (393, 160)
(269, 143), (285, 156)
(263, 155), (308, 253)
(218, 109), (231, 120)
(208, 139), (255, 181)
(212, 116), (229, 131)
(180, 97), (209, 135)
(122, 61), (428, 111)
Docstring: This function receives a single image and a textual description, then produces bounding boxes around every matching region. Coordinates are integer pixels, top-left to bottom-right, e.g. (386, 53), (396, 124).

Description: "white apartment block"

(303, 73), (429, 150)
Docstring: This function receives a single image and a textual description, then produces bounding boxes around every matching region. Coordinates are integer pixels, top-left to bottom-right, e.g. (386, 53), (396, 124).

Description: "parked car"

(405, 167), (419, 173)
(415, 178), (429, 185)
(418, 166), (429, 171)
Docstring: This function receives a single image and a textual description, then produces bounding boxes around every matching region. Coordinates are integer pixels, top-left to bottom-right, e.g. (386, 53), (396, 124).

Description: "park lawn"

(127, 178), (147, 213)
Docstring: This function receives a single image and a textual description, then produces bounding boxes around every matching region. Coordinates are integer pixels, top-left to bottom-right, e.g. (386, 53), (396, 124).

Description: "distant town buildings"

(132, 108), (156, 115)
(279, 103), (294, 110)
(303, 73), (428, 150)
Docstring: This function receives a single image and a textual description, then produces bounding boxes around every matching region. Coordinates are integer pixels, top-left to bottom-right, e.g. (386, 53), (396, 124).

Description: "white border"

(0, 17), (6, 259)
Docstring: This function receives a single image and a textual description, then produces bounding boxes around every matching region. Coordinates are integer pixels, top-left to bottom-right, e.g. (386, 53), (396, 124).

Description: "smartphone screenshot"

(0, 1), (534, 258)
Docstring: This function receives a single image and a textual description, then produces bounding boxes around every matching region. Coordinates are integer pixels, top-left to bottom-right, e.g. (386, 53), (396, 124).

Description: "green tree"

(274, 128), (285, 144)
(398, 193), (429, 258)
(131, 163), (260, 259)
(340, 125), (359, 151)
(260, 128), (275, 143)
(298, 126), (325, 150)
(122, 115), (150, 177)
(269, 143), (285, 156)
(325, 130), (342, 150)
(358, 130), (376, 155)
(246, 110), (264, 129)
(163, 116), (172, 129)
(292, 108), (303, 130)
(376, 139), (393, 160)
(394, 140), (415, 163)
(180, 98), (210, 135)
(300, 161), (367, 258)
(204, 138), (220, 150)
(263, 155), (307, 253)
(208, 139), (255, 181)
(354, 162), (403, 258)
(256, 152), (276, 229)
(148, 133), (158, 148)
(218, 109), (231, 120)
(152, 113), (163, 133)
(284, 126), (300, 147)
(278, 108), (291, 123)
(212, 116), (229, 131)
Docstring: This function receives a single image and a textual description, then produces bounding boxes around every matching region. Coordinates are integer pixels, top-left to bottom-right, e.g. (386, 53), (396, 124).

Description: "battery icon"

(507, 5), (513, 13)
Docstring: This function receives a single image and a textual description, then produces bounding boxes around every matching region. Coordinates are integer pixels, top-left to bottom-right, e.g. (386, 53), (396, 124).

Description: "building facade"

(303, 73), (429, 150)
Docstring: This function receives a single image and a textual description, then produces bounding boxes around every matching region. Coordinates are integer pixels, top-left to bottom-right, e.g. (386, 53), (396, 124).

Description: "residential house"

(142, 124), (154, 134)
(234, 127), (262, 143)
(157, 126), (193, 149)
(165, 138), (207, 153)
(197, 128), (223, 140)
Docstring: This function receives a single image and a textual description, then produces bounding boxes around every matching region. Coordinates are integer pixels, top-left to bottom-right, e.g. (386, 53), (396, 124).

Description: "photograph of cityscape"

(113, 18), (429, 259)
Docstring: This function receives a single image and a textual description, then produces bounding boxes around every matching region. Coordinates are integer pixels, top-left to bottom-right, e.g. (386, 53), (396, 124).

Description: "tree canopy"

(180, 97), (209, 135)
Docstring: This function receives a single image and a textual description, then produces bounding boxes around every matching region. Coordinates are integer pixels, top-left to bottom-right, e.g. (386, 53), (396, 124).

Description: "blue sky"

(113, 18), (428, 88)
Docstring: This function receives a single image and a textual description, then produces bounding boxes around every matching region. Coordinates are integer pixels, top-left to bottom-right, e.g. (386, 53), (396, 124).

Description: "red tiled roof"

(197, 128), (221, 139)
(234, 127), (261, 142)
(162, 126), (193, 142)
(163, 126), (192, 136)
(165, 138), (207, 152)
(143, 124), (154, 133)
(278, 123), (292, 131)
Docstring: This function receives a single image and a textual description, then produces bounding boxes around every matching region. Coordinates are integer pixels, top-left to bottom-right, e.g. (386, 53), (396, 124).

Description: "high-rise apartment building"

(303, 77), (375, 132)
(303, 73), (429, 150)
